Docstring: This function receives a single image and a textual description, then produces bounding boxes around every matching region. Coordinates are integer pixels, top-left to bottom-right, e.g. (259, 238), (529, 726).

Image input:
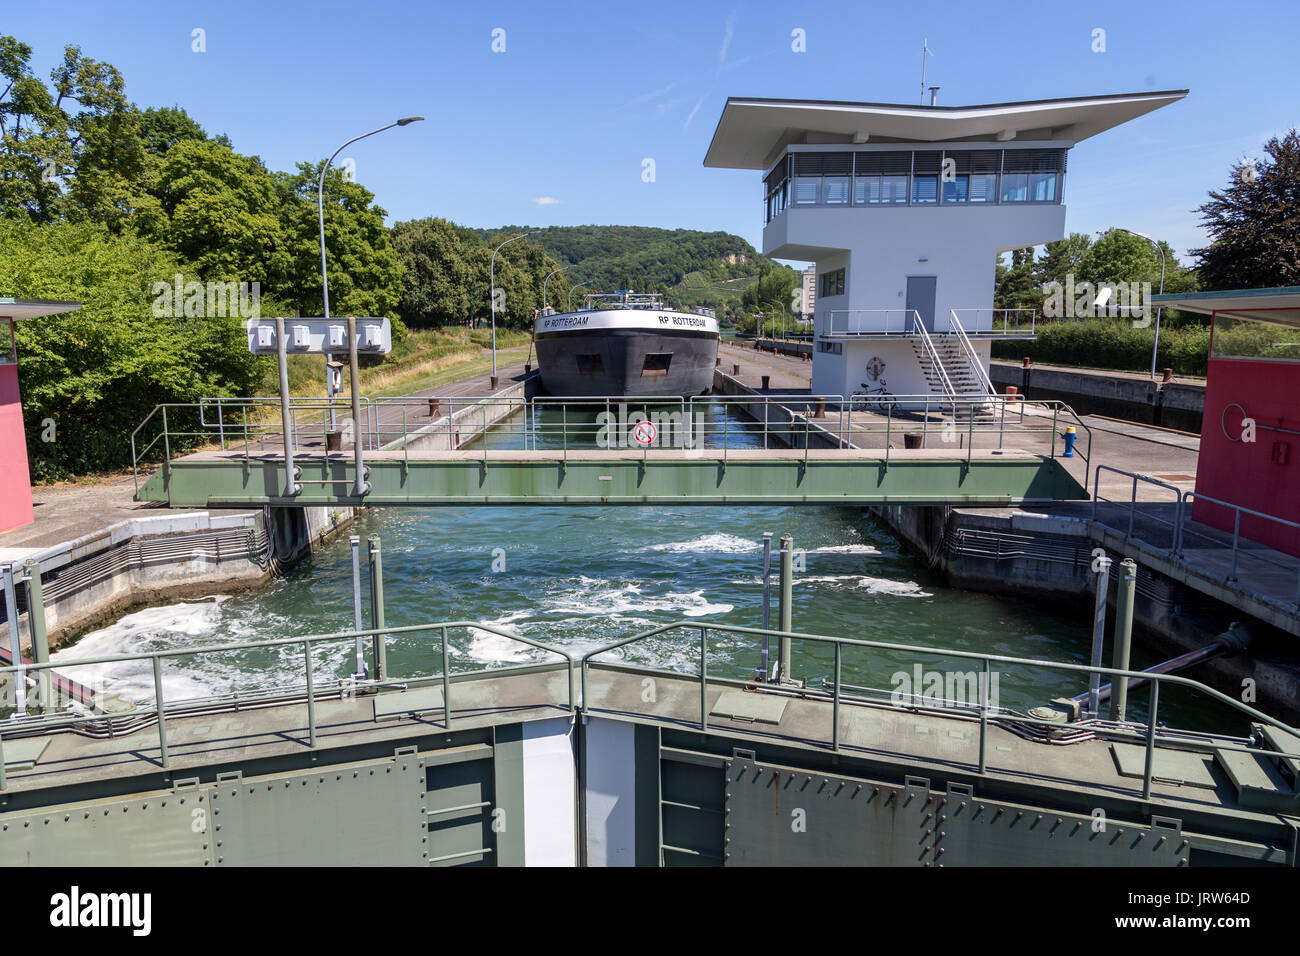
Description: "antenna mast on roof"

(920, 39), (934, 105)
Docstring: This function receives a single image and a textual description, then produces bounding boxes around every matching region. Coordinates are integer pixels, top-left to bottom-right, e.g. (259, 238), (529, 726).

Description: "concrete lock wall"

(382, 377), (533, 454)
(989, 361), (1205, 433)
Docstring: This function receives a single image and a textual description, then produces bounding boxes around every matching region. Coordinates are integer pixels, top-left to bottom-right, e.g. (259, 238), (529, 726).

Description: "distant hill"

(469, 225), (794, 315)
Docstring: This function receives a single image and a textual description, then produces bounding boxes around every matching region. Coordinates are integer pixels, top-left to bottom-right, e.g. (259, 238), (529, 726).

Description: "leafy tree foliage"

(0, 219), (260, 478)
(1193, 131), (1300, 289)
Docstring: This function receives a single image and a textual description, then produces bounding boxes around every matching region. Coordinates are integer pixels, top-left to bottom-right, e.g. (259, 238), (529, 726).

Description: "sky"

(6, 0), (1298, 267)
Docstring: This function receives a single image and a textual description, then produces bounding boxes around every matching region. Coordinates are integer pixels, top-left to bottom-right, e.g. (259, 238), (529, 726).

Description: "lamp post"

(489, 233), (531, 387)
(568, 281), (590, 312)
(1115, 227), (1167, 381)
(542, 266), (569, 310)
(317, 116), (423, 433)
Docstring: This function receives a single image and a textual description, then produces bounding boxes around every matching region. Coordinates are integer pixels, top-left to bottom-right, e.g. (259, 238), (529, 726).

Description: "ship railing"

(0, 621), (575, 790)
(579, 620), (1300, 802)
(130, 393), (1093, 490)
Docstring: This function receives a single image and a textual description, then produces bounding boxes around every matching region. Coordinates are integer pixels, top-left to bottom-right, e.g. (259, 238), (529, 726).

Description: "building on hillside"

(704, 91), (1186, 403)
(1152, 288), (1300, 557)
(801, 265), (816, 319)
(0, 299), (82, 535)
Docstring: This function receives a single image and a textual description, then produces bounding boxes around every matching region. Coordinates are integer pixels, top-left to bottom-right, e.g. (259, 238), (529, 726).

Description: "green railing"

(0, 620), (574, 790)
(580, 620), (1300, 801)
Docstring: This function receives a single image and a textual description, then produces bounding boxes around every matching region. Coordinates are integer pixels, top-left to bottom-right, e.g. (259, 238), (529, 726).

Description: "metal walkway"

(130, 393), (1092, 507)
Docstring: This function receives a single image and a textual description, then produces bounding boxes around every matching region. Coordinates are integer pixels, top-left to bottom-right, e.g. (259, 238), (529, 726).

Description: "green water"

(55, 402), (1246, 734)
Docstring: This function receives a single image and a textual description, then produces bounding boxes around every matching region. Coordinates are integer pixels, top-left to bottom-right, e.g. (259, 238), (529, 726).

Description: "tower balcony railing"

(950, 308), (1038, 338)
(821, 309), (926, 337)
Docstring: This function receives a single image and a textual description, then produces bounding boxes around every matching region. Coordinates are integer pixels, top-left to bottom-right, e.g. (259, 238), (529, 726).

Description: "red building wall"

(1, 320), (36, 533)
(1193, 356), (1300, 556)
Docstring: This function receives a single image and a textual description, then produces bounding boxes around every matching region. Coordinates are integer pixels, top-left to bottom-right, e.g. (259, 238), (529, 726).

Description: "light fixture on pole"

(317, 116), (424, 443)
(1115, 227), (1167, 381)
(490, 232), (531, 388)
(542, 266), (569, 310)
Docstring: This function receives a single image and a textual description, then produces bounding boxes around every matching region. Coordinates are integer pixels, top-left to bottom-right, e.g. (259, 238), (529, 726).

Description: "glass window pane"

(942, 175), (969, 203)
(1029, 172), (1057, 201)
(911, 175), (938, 203)
(1000, 173), (1028, 202)
(794, 177), (820, 204)
(969, 173), (997, 202)
(882, 175), (908, 203)
(823, 176), (850, 204)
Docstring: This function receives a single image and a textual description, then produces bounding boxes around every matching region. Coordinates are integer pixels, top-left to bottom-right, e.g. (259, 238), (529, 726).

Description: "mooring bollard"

(813, 399), (826, 419)
(427, 398), (440, 419)
(733, 363), (740, 375)
(761, 375), (770, 392)
(1162, 368), (1173, 383)
(490, 375), (499, 390)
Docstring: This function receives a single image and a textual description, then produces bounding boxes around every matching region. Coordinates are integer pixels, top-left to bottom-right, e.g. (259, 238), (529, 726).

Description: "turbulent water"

(54, 403), (1242, 733)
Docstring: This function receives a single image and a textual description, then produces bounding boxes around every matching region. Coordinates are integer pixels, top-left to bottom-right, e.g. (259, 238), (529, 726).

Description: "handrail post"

(303, 640), (316, 747)
(1088, 554), (1112, 716)
(832, 642), (841, 752)
(978, 657), (990, 773)
(1229, 511), (1241, 581)
(1142, 680), (1159, 800)
(152, 655), (169, 768)
(1129, 475), (1138, 536)
(699, 626), (708, 732)
(441, 626), (452, 729)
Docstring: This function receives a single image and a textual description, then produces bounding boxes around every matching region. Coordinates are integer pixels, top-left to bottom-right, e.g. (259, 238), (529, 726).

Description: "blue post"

(1063, 425), (1077, 458)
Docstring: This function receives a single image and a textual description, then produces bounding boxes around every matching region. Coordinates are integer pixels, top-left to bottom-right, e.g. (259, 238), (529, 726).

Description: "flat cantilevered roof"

(704, 90), (1188, 169)
(1152, 287), (1300, 328)
(0, 298), (82, 321)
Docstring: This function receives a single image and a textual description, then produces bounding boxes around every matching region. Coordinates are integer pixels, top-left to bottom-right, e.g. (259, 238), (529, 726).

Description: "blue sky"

(6, 0), (1298, 266)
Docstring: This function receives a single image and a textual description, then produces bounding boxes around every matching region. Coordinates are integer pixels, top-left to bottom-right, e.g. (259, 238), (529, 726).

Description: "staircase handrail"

(947, 309), (995, 396)
(909, 311), (956, 399)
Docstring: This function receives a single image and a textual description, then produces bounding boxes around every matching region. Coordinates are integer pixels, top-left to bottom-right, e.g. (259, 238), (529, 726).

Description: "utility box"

(327, 361), (344, 393)
(245, 318), (392, 355)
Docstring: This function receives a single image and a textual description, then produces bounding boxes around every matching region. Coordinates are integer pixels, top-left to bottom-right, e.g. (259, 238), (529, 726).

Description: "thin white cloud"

(684, 96), (705, 130)
(617, 82), (679, 111)
(719, 10), (737, 63)
(532, 196), (562, 206)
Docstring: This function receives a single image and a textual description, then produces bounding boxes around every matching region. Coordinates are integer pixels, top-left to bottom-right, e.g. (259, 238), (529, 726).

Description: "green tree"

(0, 219), (260, 478)
(1035, 233), (1091, 288)
(994, 248), (1038, 311)
(0, 37), (132, 223)
(149, 138), (287, 284)
(273, 162), (403, 331)
(1193, 130), (1300, 289)
(391, 217), (473, 326)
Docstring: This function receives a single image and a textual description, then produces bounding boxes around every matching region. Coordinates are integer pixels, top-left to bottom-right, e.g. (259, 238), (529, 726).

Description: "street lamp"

(1114, 227), (1167, 381)
(490, 232), (531, 385)
(317, 116), (424, 433)
(542, 266), (570, 310)
(568, 281), (591, 312)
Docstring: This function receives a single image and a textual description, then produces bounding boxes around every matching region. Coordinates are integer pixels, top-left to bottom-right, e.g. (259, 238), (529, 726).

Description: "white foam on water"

(465, 628), (536, 664)
(547, 577), (732, 618)
(806, 545), (881, 554)
(637, 533), (758, 554)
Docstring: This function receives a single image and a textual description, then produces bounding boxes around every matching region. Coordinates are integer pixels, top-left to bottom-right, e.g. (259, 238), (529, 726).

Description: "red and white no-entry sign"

(631, 420), (658, 446)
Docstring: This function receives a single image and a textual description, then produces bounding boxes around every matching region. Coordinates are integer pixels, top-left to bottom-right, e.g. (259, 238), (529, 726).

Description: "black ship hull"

(535, 327), (719, 397)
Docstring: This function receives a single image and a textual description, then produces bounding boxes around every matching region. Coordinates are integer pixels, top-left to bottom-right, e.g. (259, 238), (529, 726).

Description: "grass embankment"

(991, 318), (1300, 377)
(259, 326), (533, 399)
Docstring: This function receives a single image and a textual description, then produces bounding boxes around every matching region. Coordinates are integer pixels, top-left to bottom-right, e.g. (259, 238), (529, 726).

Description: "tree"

(273, 162), (403, 330)
(0, 219), (260, 478)
(0, 37), (133, 223)
(1035, 233), (1091, 288)
(994, 248), (1038, 311)
(149, 138), (287, 283)
(1193, 130), (1300, 289)
(392, 217), (472, 326)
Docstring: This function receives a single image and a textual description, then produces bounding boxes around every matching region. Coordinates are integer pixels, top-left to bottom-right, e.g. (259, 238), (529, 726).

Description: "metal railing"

(1092, 465), (1186, 552)
(945, 309), (994, 397)
(1089, 469), (1300, 609)
(129, 392), (1094, 482)
(0, 620), (575, 789)
(1180, 493), (1300, 607)
(822, 309), (923, 337)
(951, 308), (1038, 337)
(909, 315), (958, 399)
(578, 620), (1300, 801)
